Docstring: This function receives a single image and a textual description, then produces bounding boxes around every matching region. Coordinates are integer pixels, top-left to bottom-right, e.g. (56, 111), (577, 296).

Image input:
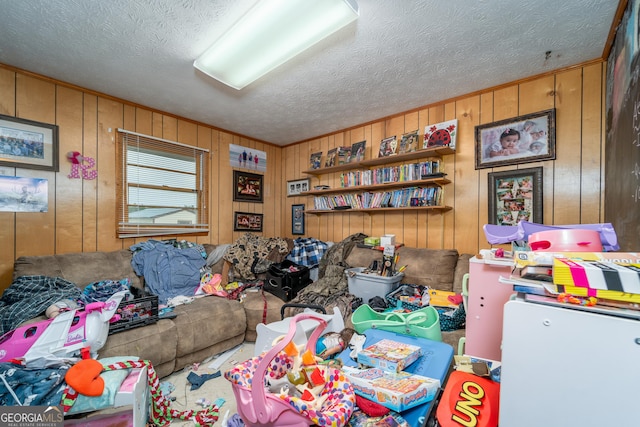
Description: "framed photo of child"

(474, 109), (556, 169)
(488, 167), (543, 225)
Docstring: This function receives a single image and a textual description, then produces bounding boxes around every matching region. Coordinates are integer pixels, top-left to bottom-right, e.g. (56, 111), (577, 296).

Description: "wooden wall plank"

(15, 75), (56, 258)
(55, 86), (84, 254)
(454, 95), (480, 253)
(0, 68), (16, 291)
(0, 68), (16, 116)
(82, 94), (98, 252)
(96, 97), (122, 251)
(553, 69), (583, 225)
(477, 92), (494, 250)
(581, 63), (604, 224)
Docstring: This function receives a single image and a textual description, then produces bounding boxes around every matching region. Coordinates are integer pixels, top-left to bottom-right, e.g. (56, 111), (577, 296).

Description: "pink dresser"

(465, 256), (515, 361)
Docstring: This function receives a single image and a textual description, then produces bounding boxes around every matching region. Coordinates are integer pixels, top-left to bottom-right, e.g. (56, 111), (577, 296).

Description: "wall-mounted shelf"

(305, 205), (452, 215)
(302, 146), (455, 176)
(301, 177), (451, 196)
(301, 145), (455, 215)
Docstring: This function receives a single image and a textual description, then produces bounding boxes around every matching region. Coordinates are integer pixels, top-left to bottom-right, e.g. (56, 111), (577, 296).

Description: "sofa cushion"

(345, 247), (459, 292)
(172, 296), (246, 359)
(99, 318), (177, 378)
(243, 289), (285, 342)
(12, 250), (143, 289)
(399, 247), (459, 292)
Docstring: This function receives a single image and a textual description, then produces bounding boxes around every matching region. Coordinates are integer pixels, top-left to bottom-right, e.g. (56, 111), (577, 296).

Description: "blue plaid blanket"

(286, 238), (328, 267)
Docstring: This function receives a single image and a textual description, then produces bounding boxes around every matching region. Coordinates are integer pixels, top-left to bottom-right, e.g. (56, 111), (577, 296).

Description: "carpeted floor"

(163, 342), (255, 426)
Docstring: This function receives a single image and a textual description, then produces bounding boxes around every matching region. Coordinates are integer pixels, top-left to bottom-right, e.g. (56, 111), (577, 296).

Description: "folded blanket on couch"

(0, 275), (83, 336)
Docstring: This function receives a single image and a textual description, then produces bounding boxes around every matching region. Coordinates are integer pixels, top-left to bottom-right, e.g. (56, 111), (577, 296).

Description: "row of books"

(339, 160), (441, 187)
(313, 186), (443, 210)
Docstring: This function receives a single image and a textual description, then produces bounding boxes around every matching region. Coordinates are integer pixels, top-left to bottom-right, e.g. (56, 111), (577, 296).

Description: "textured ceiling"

(0, 0), (619, 146)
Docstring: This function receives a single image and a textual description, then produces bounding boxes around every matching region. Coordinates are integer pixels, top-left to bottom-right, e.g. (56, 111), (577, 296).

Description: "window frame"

(116, 129), (210, 238)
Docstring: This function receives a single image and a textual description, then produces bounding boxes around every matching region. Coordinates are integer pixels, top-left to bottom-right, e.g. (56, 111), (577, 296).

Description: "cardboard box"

(380, 234), (396, 246)
(357, 339), (422, 372)
(343, 366), (440, 412)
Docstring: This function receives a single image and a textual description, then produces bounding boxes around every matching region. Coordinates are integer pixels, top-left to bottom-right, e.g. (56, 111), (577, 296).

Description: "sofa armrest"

(452, 254), (472, 295)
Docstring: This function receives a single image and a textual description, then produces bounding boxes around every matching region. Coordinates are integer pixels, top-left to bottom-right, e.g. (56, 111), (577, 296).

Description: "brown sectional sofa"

(11, 245), (252, 378)
(9, 241), (471, 377)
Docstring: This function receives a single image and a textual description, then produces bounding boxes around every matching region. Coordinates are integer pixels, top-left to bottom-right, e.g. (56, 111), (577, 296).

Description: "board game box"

(343, 366), (440, 412)
(357, 338), (422, 372)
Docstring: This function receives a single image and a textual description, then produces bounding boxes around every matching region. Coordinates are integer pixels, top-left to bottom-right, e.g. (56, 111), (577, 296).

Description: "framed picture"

(398, 130), (419, 154)
(325, 148), (337, 167)
(378, 135), (397, 157)
(488, 167), (543, 226)
(424, 119), (458, 150)
(0, 114), (59, 171)
(350, 140), (366, 162)
(233, 170), (263, 202)
(287, 178), (310, 196)
(475, 109), (556, 169)
(337, 146), (351, 165)
(233, 211), (263, 232)
(292, 204), (305, 235)
(310, 151), (322, 169)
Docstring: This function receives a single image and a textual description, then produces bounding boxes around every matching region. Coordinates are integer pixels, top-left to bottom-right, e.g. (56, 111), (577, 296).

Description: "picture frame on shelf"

(475, 109), (556, 169)
(287, 178), (310, 196)
(325, 148), (337, 167)
(337, 146), (352, 165)
(424, 119), (458, 151)
(378, 135), (397, 157)
(233, 211), (263, 232)
(398, 130), (419, 154)
(350, 140), (366, 162)
(233, 170), (263, 203)
(488, 167), (543, 226)
(0, 114), (59, 171)
(310, 151), (322, 169)
(292, 204), (305, 235)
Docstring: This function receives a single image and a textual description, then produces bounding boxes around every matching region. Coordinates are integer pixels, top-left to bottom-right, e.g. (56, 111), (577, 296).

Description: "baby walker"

(224, 312), (355, 427)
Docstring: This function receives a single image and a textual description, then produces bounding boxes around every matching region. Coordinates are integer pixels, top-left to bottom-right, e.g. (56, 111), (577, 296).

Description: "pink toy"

(0, 291), (126, 367)
(225, 313), (355, 427)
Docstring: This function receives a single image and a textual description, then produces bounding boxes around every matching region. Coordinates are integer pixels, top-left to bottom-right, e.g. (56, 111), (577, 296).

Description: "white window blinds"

(116, 129), (209, 238)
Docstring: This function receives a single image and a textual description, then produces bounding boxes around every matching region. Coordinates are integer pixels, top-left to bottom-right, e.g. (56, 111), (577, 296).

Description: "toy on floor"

(225, 312), (355, 427)
(0, 291), (127, 367)
(254, 306), (345, 357)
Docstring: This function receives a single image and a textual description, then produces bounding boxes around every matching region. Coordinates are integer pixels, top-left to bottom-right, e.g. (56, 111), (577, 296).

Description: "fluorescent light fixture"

(194, 0), (359, 90)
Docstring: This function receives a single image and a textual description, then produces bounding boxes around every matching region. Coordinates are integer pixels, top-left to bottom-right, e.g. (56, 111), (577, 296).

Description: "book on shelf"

(350, 140), (366, 162)
(325, 148), (337, 167)
(309, 151), (322, 170)
(337, 146), (352, 165)
(398, 130), (419, 154)
(378, 135), (398, 157)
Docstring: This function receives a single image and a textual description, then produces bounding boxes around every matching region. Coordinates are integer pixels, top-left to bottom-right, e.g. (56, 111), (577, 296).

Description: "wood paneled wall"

(0, 65), (283, 292)
(282, 62), (606, 256)
(0, 61), (607, 292)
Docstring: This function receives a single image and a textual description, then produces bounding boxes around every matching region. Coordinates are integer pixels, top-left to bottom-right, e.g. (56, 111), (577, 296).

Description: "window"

(116, 129), (209, 238)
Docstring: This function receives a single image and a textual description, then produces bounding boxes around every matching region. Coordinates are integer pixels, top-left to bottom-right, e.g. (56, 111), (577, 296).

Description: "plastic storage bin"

(345, 267), (403, 303)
